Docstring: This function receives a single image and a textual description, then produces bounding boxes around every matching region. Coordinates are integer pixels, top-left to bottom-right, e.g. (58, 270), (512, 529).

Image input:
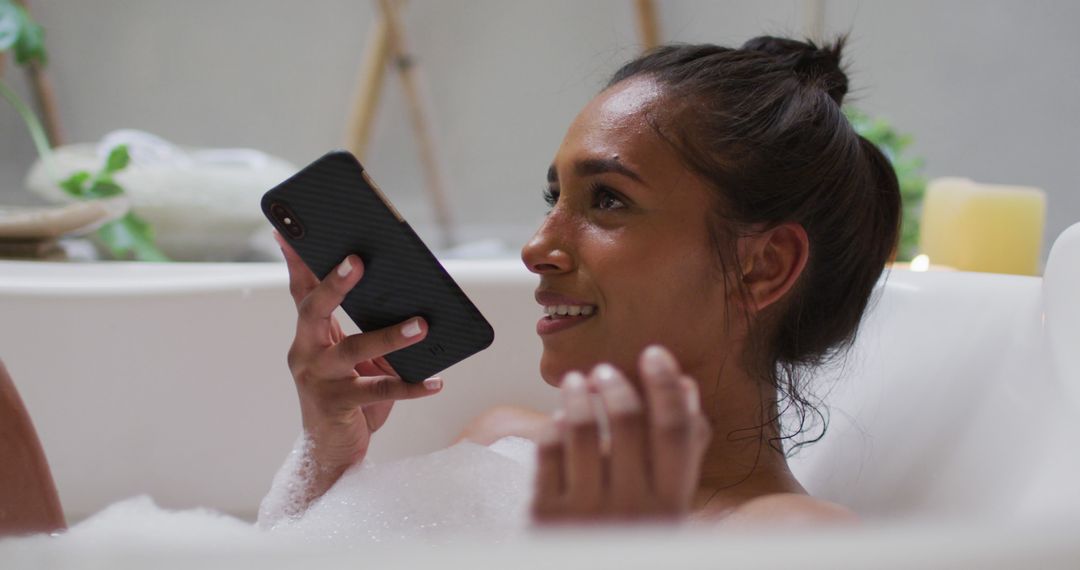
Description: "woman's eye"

(592, 185), (627, 211)
(543, 187), (559, 209)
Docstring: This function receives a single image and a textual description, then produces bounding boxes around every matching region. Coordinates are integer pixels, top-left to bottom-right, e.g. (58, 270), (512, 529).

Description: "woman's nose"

(521, 214), (574, 275)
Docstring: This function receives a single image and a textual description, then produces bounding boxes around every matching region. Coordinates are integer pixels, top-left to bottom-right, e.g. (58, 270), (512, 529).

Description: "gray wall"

(2, 0), (1078, 255)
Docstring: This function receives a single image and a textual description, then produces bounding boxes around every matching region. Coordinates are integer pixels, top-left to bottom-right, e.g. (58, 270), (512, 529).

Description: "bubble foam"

(264, 436), (537, 547)
(26, 495), (268, 550)
(1, 436), (536, 552)
(257, 434), (319, 529)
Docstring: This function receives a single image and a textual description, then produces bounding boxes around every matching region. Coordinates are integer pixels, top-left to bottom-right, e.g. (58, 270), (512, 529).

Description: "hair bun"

(741, 35), (848, 105)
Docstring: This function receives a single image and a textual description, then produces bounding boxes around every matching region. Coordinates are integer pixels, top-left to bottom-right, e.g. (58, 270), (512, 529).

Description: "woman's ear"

(736, 223), (809, 312)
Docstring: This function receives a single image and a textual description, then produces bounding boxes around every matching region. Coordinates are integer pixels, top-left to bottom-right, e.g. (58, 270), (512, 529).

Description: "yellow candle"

(918, 177), (1046, 276)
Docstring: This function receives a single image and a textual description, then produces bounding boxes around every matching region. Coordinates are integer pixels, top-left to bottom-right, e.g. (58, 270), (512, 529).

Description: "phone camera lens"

(270, 202), (304, 239)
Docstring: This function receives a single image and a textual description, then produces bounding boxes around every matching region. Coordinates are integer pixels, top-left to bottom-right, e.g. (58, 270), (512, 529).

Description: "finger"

(274, 231), (321, 307)
(355, 356), (396, 378)
(332, 317), (427, 369)
(337, 374), (443, 407)
(295, 255), (365, 347)
(592, 364), (649, 513)
(681, 376), (712, 456)
(532, 414), (565, 521)
(362, 400), (395, 432)
(362, 375), (443, 433)
(561, 370), (603, 512)
(639, 345), (697, 509)
(370, 356), (397, 377)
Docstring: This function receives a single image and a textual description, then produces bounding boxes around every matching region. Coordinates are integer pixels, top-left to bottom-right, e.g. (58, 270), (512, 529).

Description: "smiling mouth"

(542, 304), (598, 318)
(536, 303), (597, 336)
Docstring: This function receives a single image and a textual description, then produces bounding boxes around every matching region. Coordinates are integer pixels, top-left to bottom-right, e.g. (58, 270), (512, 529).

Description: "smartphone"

(261, 150), (494, 382)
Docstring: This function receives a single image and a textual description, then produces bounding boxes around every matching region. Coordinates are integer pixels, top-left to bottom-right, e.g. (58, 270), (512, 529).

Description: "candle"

(918, 177), (1046, 276)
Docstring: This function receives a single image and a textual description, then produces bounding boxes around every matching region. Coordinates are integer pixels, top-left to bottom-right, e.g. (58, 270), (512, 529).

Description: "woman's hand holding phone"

(275, 232), (443, 504)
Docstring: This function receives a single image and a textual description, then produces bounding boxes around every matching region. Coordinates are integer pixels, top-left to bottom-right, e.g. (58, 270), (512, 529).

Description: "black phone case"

(261, 150), (494, 382)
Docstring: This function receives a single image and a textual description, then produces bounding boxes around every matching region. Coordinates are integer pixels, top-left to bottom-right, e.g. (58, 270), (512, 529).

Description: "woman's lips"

(536, 311), (596, 336)
(534, 290), (598, 336)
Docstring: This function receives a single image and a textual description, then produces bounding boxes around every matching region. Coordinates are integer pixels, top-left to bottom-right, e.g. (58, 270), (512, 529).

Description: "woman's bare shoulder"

(455, 405), (549, 445)
(719, 493), (859, 528)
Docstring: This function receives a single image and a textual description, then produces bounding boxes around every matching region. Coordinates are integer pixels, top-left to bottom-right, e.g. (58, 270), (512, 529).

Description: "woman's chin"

(538, 357), (562, 387)
(539, 353), (578, 387)
(539, 351), (602, 387)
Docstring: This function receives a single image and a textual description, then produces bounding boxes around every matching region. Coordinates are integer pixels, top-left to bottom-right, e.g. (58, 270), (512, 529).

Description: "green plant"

(844, 107), (926, 261)
(0, 0), (167, 261)
(0, 0), (49, 163)
(59, 145), (168, 261)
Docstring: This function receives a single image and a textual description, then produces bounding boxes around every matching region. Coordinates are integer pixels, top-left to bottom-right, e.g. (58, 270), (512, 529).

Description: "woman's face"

(522, 77), (739, 386)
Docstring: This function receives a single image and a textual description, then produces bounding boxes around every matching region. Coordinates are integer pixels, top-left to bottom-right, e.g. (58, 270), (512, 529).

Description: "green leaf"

(0, 4), (18, 52)
(103, 144), (130, 174)
(96, 213), (170, 262)
(85, 180), (124, 199)
(96, 219), (134, 257)
(12, 5), (45, 66)
(57, 144), (169, 261)
(130, 237), (170, 262)
(844, 105), (927, 262)
(59, 171), (91, 197)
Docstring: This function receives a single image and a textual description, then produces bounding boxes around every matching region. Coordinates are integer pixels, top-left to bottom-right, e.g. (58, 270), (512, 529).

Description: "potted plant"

(1, 0), (167, 260)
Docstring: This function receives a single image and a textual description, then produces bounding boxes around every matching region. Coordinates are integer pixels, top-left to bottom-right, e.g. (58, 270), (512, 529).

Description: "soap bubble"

(56, 496), (266, 548)
(257, 435), (319, 529)
(5, 437), (536, 552)
(262, 436), (536, 547)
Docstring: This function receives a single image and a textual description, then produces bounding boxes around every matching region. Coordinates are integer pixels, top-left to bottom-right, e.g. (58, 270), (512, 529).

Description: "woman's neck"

(683, 351), (806, 515)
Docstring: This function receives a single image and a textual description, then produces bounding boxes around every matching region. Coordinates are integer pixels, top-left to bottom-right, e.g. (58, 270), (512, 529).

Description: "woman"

(273, 35), (900, 526)
(0, 360), (65, 535)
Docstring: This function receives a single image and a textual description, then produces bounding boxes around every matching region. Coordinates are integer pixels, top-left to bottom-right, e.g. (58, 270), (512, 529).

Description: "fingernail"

(423, 377), (442, 391)
(336, 257), (353, 277)
(562, 371), (586, 391)
(592, 363), (619, 385)
(686, 384), (700, 414)
(401, 318), (423, 338)
(642, 345), (677, 378)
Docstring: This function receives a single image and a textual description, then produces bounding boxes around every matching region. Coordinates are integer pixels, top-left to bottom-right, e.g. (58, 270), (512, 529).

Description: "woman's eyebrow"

(546, 158), (645, 185)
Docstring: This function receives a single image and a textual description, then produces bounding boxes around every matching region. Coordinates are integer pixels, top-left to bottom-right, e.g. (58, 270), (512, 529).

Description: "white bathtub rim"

(0, 258), (529, 297)
(2, 512), (1080, 569)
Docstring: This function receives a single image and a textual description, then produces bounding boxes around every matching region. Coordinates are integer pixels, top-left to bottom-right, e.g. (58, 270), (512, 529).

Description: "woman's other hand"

(532, 345), (711, 523)
(276, 232), (442, 498)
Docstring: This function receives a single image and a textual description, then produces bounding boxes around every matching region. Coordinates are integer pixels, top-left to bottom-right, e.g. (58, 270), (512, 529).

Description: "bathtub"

(2, 225), (1080, 567)
(0, 258), (557, 522)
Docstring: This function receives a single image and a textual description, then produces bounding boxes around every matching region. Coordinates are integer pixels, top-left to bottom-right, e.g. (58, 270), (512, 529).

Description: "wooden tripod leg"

(15, 0), (63, 147)
(22, 64), (62, 146)
(634, 0), (660, 51)
(804, 0), (826, 41)
(345, 16), (390, 161)
(376, 0), (456, 248)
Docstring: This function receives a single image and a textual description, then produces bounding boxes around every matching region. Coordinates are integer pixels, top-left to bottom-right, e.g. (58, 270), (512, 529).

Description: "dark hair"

(607, 36), (901, 452)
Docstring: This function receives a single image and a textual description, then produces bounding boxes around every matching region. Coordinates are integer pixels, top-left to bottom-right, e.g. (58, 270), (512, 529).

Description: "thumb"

(363, 401), (394, 432)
